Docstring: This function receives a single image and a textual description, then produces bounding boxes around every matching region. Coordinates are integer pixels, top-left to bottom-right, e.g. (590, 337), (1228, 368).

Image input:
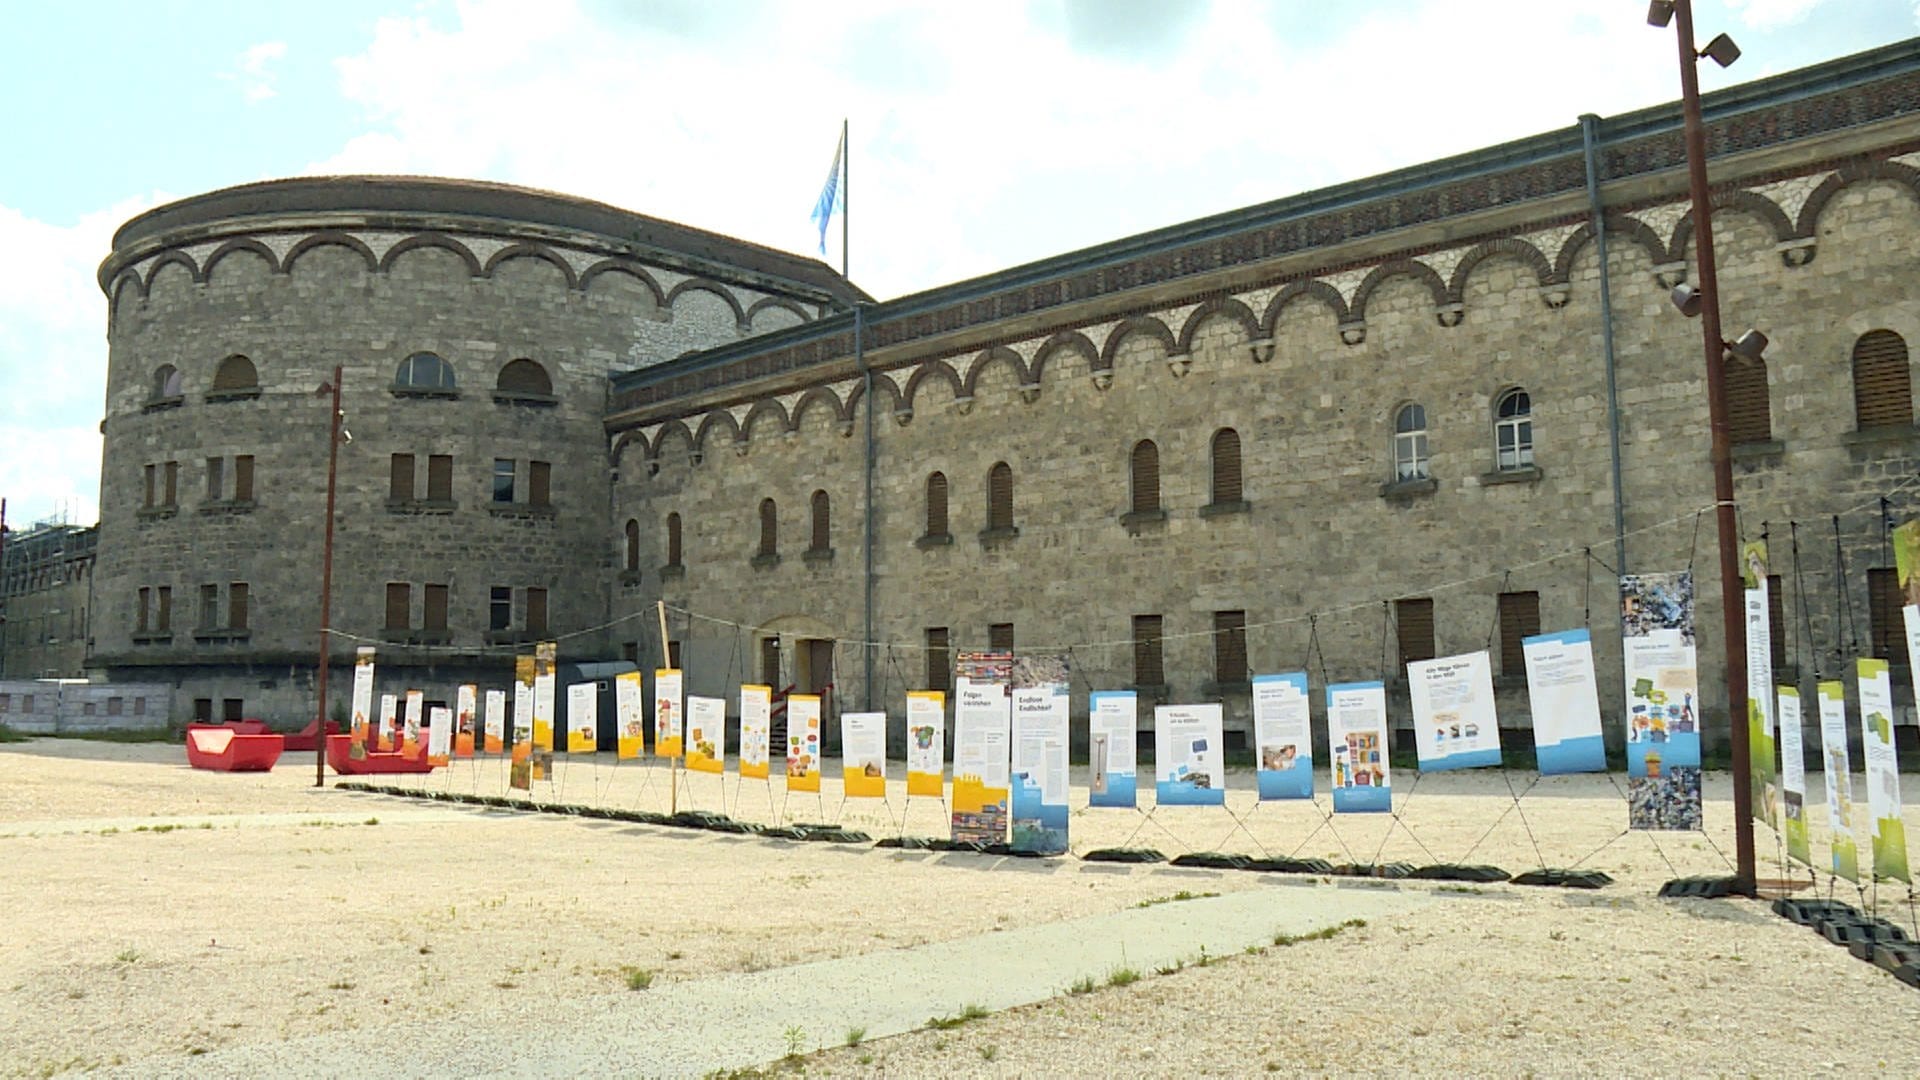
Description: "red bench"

(281, 718), (342, 752)
(186, 723), (284, 772)
(325, 734), (435, 775)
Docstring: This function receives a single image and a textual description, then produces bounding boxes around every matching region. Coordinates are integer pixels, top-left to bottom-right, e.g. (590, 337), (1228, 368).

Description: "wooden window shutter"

(667, 513), (683, 565)
(1724, 356), (1771, 445)
(1131, 440), (1160, 514)
(137, 587), (150, 633)
(1853, 330), (1911, 430)
(1213, 610), (1247, 683)
(229, 582), (249, 631)
(1211, 428), (1242, 504)
(758, 498), (777, 556)
(526, 588), (548, 635)
(427, 455), (453, 501)
(385, 582), (410, 630)
(761, 636), (781, 685)
(1133, 614), (1164, 686)
(624, 519), (640, 572)
(233, 455), (254, 502)
(528, 460), (551, 506)
(156, 587), (171, 631)
(811, 490), (830, 551)
(926, 627), (951, 692)
(1868, 568), (1905, 663)
(423, 584), (449, 631)
(1396, 597), (1436, 665)
(390, 454), (415, 501)
(987, 463), (1013, 530)
(988, 623), (1014, 651)
(1496, 591), (1540, 675)
(926, 472), (949, 536)
(1767, 574), (1787, 673)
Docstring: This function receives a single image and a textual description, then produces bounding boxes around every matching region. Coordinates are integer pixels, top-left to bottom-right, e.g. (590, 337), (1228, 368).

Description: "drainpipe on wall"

(858, 304), (874, 711)
(1581, 113), (1630, 576)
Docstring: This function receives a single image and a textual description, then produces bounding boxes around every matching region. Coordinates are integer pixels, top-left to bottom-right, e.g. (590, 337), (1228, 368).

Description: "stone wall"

(0, 679), (170, 734)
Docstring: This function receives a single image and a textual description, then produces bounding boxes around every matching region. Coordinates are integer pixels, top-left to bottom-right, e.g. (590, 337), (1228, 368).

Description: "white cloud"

(228, 40), (288, 103)
(1724, 0), (1831, 31)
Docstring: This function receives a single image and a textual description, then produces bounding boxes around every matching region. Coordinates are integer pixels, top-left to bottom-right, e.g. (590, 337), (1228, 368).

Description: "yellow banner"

(615, 670), (645, 760)
(654, 669), (684, 758)
(786, 694), (822, 792)
(686, 696), (725, 774)
(906, 691), (945, 797)
(739, 684), (771, 779)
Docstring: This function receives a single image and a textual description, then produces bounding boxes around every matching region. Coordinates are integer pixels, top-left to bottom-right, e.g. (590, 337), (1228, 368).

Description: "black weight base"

(1512, 868), (1613, 890)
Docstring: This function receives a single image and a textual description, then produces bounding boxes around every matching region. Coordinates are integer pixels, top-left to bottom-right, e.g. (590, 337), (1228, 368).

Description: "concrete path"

(112, 875), (1429, 1079)
(0, 807), (475, 838)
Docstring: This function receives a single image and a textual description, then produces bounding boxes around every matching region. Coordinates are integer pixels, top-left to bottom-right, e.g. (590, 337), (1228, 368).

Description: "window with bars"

(1496, 591), (1540, 675)
(1132, 614), (1165, 687)
(761, 636), (781, 686)
(810, 490), (831, 551)
(1210, 428), (1242, 505)
(529, 460), (551, 507)
(925, 472), (949, 537)
(926, 628), (951, 692)
(1130, 440), (1160, 514)
(1395, 597), (1436, 666)
(385, 583), (411, 630)
(229, 583), (249, 631)
(1868, 568), (1905, 665)
(624, 519), (640, 572)
(423, 584), (449, 631)
(758, 498), (778, 556)
(1768, 574), (1787, 673)
(489, 586), (512, 631)
(987, 463), (1013, 531)
(234, 455), (254, 502)
(1726, 356), (1772, 445)
(396, 352), (455, 389)
(206, 457), (224, 501)
(390, 454), (415, 501)
(667, 512), (683, 566)
(988, 623), (1014, 651)
(1393, 405), (1429, 482)
(1213, 610), (1248, 684)
(1494, 390), (1533, 469)
(526, 588), (548, 635)
(1853, 330), (1912, 430)
(427, 454), (453, 501)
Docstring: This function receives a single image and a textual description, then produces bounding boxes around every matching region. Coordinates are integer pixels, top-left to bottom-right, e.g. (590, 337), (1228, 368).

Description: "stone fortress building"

(81, 38), (1920, 751)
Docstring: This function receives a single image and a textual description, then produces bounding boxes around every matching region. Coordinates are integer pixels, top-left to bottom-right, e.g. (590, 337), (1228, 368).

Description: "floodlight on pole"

(1671, 282), (1704, 318)
(1728, 329), (1769, 360)
(1701, 33), (1742, 68)
(1647, 1), (1675, 27)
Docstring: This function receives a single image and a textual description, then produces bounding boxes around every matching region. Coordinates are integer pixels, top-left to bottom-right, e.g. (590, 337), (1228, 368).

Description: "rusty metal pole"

(1671, 0), (1756, 894)
(315, 366), (343, 788)
(657, 599), (676, 815)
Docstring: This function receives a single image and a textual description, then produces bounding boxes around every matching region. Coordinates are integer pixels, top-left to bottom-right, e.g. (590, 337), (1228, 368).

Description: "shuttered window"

(164, 461), (178, 506)
(229, 583), (249, 631)
(390, 454), (415, 501)
(144, 464), (155, 507)
(1132, 614), (1164, 686)
(758, 498), (778, 556)
(1853, 330), (1912, 430)
(1130, 440), (1160, 514)
(528, 460), (551, 506)
(1725, 356), (1771, 445)
(810, 490), (830, 551)
(427, 454), (453, 501)
(1396, 597), (1436, 665)
(926, 627), (951, 692)
(1213, 610), (1247, 683)
(137, 587), (150, 633)
(423, 584), (449, 631)
(624, 519), (640, 572)
(497, 359), (552, 395)
(667, 512), (683, 565)
(761, 636), (781, 685)
(385, 583), (410, 630)
(1497, 591), (1540, 675)
(988, 623), (1014, 651)
(212, 354), (257, 391)
(987, 463), (1013, 530)
(925, 472), (949, 536)
(206, 456), (224, 500)
(156, 587), (171, 632)
(1768, 574), (1787, 673)
(199, 584), (219, 630)
(1868, 568), (1905, 665)
(234, 455), (254, 502)
(1210, 428), (1242, 505)
(525, 587), (548, 635)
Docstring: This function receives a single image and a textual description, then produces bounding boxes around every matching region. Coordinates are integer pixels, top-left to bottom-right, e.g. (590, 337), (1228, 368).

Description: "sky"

(2, 0), (1917, 530)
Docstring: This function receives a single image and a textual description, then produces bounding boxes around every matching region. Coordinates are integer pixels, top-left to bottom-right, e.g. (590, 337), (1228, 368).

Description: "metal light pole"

(314, 366), (344, 788)
(1652, 0), (1756, 894)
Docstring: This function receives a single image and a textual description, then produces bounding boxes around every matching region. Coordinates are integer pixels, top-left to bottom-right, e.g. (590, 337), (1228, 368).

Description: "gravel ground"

(3, 739), (1918, 1078)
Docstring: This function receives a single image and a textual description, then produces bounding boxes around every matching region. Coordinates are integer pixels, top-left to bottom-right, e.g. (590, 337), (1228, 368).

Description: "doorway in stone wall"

(797, 638), (834, 718)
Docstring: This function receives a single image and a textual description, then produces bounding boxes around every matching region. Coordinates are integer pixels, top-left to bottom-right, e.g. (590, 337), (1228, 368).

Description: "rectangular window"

(525, 587), (548, 635)
(988, 622), (1014, 651)
(423, 583), (449, 631)
(668, 639), (683, 669)
(0, 694), (9, 713)
(143, 463), (156, 507)
(390, 454), (415, 501)
(1132, 614), (1164, 687)
(1497, 591), (1540, 675)
(229, 582), (249, 631)
(108, 697), (124, 717)
(199, 583), (220, 630)
(163, 460), (178, 506)
(193, 698), (213, 723)
(137, 587), (151, 633)
(1395, 597), (1436, 666)
(1868, 568), (1905, 665)
(133, 697), (146, 717)
(1213, 610), (1248, 684)
(83, 701), (96, 717)
(222, 699), (244, 722)
(427, 454), (453, 502)
(385, 582), (411, 631)
(529, 460), (551, 507)
(489, 586), (512, 631)
(926, 627), (951, 693)
(156, 587), (171, 632)
(621, 641), (639, 666)
(761, 636), (781, 686)
(234, 455), (254, 502)
(493, 459), (516, 503)
(206, 456), (224, 501)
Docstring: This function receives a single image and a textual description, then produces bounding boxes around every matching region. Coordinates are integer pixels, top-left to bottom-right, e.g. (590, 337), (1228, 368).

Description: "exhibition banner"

(1087, 690), (1138, 808)
(653, 669), (684, 759)
(1522, 629), (1607, 774)
(403, 690), (424, 757)
(483, 689), (505, 754)
(1817, 680), (1858, 883)
(427, 705), (451, 766)
(951, 651), (1013, 844)
(1744, 541), (1778, 828)
(378, 693), (397, 753)
(686, 695), (726, 774)
(513, 653), (535, 752)
(1155, 703), (1227, 807)
(615, 670), (644, 760)
(1252, 673), (1313, 799)
(532, 642), (557, 753)
(1010, 655), (1070, 853)
(1327, 681), (1391, 813)
(1408, 651), (1502, 772)
(566, 682), (597, 753)
(841, 710), (888, 796)
(739, 684), (772, 779)
(454, 684), (477, 758)
(1778, 687), (1811, 868)
(1622, 572), (1701, 831)
(1858, 658), (1910, 883)
(905, 691), (945, 796)
(785, 693), (822, 792)
(349, 646), (375, 753)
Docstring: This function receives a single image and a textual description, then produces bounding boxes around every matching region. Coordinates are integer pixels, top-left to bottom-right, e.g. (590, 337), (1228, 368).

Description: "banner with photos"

(1327, 681), (1390, 813)
(1010, 655), (1070, 853)
(841, 710), (887, 797)
(1252, 673), (1313, 799)
(1622, 572), (1701, 831)
(1408, 651), (1502, 771)
(1817, 680), (1858, 883)
(951, 651), (1012, 844)
(1087, 690), (1137, 808)
(739, 684), (772, 780)
(905, 691), (945, 797)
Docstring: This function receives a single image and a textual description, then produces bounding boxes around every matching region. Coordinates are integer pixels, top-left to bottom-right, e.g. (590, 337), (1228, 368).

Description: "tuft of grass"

(326, 979), (354, 991)
(364, 817), (380, 826)
(667, 950), (684, 961)
(1153, 960), (1185, 976)
(1272, 918), (1368, 948)
(1133, 889), (1220, 909)
(1105, 966), (1140, 988)
(133, 824), (178, 834)
(782, 1024), (806, 1059)
(494, 979), (518, 989)
(844, 1025), (866, 1048)
(621, 966), (654, 991)
(97, 827), (119, 836)
(114, 948), (142, 964)
(980, 1045), (999, 1062)
(925, 1003), (990, 1030)
(1192, 946), (1215, 968)
(0, 723), (31, 743)
(1067, 975), (1096, 995)
(857, 1053), (874, 1066)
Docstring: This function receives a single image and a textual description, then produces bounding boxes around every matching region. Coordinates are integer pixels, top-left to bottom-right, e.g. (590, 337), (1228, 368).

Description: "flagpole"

(840, 117), (849, 281)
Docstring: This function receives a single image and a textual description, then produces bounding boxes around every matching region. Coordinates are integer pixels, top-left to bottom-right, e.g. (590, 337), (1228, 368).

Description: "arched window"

(987, 463), (1014, 531)
(152, 364), (182, 400)
(1210, 428), (1242, 505)
(1129, 440), (1160, 514)
(925, 472), (949, 537)
(758, 498), (777, 557)
(1393, 404), (1429, 481)
(1852, 330), (1912, 430)
(666, 512), (683, 566)
(211, 355), (258, 391)
(810, 491), (830, 552)
(1494, 389), (1533, 470)
(624, 519), (640, 573)
(1726, 358), (1772, 445)
(497, 358), (553, 396)
(395, 352), (456, 390)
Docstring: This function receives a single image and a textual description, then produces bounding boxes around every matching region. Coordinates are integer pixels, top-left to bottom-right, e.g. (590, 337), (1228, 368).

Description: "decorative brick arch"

(1795, 159), (1920, 238)
(845, 371), (902, 419)
(1259, 279), (1349, 336)
(961, 346), (1029, 397)
(379, 233), (484, 278)
(201, 238), (281, 281)
(1447, 237), (1554, 302)
(141, 250), (200, 291)
(651, 419), (697, 463)
(1552, 213), (1667, 282)
(693, 410), (742, 455)
(666, 278), (749, 331)
(1098, 316), (1176, 369)
(109, 269), (147, 306)
(742, 398), (792, 440)
(1668, 189), (1795, 260)
(283, 231), (378, 275)
(1175, 296), (1261, 355)
(610, 429), (648, 467)
(483, 243), (578, 289)
(577, 260), (667, 307)
(903, 360), (964, 411)
(791, 386), (846, 431)
(1029, 330), (1099, 383)
(1348, 259), (1448, 322)
(746, 296), (812, 328)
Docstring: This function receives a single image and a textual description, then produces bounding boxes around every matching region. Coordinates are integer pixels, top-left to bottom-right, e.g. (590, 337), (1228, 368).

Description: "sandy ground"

(2, 739), (1918, 1078)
